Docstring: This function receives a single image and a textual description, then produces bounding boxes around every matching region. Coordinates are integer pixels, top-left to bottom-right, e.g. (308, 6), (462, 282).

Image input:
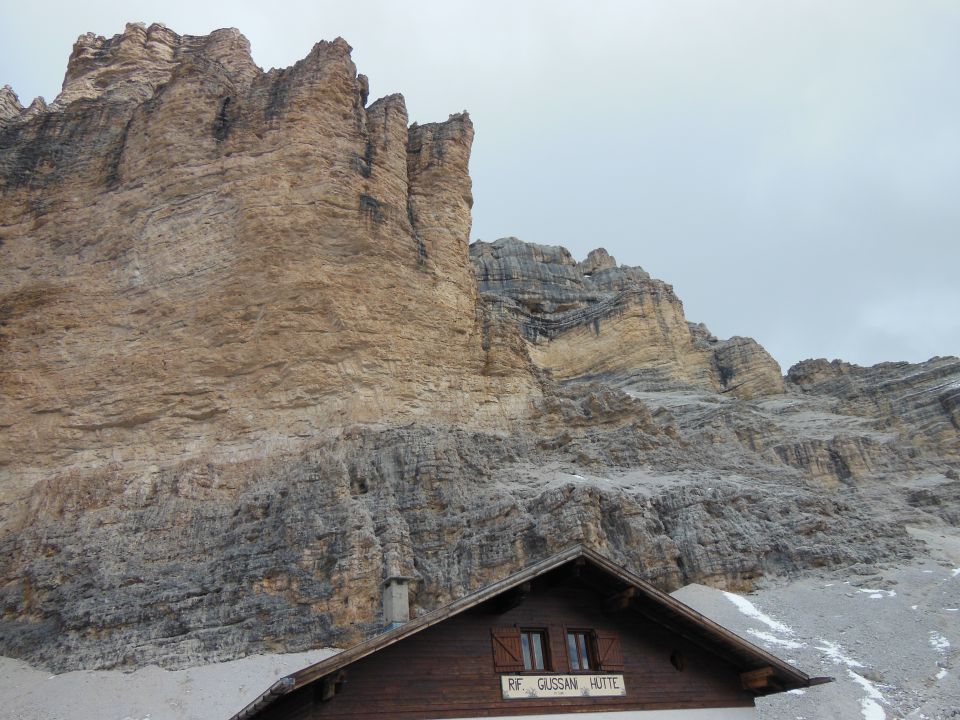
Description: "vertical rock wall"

(0, 24), (536, 491)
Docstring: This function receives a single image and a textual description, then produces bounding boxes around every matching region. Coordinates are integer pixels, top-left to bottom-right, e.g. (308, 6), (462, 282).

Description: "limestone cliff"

(470, 237), (785, 399)
(788, 357), (960, 460)
(0, 24), (958, 673)
(0, 22), (534, 493)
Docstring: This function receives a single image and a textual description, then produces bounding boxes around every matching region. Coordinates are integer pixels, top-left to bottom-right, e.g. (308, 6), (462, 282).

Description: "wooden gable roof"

(228, 545), (829, 719)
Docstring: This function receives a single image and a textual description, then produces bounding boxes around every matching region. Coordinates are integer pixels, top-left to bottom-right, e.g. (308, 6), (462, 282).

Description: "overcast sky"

(2, 1), (958, 371)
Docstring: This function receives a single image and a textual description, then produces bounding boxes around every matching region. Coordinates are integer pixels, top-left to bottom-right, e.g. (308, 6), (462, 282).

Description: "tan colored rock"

(707, 335), (787, 400)
(577, 247), (617, 275)
(471, 238), (785, 399)
(526, 280), (718, 387)
(0, 26), (536, 491)
(771, 436), (894, 487)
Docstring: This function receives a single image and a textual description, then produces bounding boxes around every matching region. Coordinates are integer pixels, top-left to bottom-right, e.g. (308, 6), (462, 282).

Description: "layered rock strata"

(0, 86), (23, 123)
(470, 237), (785, 399)
(788, 357), (960, 459)
(0, 422), (925, 672)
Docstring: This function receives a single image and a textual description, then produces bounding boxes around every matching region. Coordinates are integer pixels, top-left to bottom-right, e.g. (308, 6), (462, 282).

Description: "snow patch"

(847, 669), (885, 702)
(952, 568), (960, 577)
(859, 697), (886, 720)
(936, 668), (948, 680)
(847, 669), (887, 720)
(787, 688), (806, 695)
(859, 588), (896, 599)
(816, 640), (865, 668)
(929, 632), (950, 652)
(747, 628), (806, 650)
(723, 591), (794, 634)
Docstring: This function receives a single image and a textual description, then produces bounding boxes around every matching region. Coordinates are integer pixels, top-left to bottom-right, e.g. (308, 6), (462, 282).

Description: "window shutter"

(491, 626), (524, 672)
(594, 631), (624, 671)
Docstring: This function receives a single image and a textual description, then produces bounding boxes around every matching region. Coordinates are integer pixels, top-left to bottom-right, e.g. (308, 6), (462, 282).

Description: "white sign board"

(501, 674), (626, 699)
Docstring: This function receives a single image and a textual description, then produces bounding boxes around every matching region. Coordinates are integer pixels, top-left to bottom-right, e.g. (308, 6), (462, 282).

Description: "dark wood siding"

(255, 578), (755, 719)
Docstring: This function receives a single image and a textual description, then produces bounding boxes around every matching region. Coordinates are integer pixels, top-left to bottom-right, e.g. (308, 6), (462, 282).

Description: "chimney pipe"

(382, 576), (414, 629)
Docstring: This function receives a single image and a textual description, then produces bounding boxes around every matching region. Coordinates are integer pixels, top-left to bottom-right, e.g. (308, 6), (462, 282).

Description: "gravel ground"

(2, 527), (957, 720)
(674, 525), (960, 720)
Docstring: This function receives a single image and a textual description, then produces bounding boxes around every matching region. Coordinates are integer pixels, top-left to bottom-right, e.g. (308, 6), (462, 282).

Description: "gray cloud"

(2, 0), (957, 370)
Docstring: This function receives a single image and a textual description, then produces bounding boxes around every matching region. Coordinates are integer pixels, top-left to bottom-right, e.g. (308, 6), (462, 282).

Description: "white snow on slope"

(723, 590), (890, 720)
(816, 640), (890, 720)
(747, 629), (806, 650)
(901, 379), (960, 399)
(928, 632), (950, 652)
(847, 669), (887, 720)
(859, 588), (896, 599)
(723, 591), (795, 634)
(816, 640), (865, 669)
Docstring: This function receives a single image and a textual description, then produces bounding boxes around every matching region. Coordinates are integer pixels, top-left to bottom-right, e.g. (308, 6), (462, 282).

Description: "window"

(492, 626), (622, 674)
(520, 629), (548, 671)
(567, 630), (595, 671)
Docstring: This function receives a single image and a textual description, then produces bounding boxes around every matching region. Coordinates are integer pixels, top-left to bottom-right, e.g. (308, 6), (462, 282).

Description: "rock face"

(0, 423), (926, 672)
(470, 237), (785, 399)
(0, 86), (23, 122)
(0, 24), (958, 673)
(788, 357), (960, 460)
(0, 22), (533, 493)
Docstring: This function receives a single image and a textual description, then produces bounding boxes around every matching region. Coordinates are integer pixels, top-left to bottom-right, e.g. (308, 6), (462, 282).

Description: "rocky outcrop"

(0, 86), (22, 122)
(55, 23), (259, 108)
(770, 435), (902, 486)
(787, 357), (960, 459)
(690, 327), (787, 398)
(470, 237), (785, 399)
